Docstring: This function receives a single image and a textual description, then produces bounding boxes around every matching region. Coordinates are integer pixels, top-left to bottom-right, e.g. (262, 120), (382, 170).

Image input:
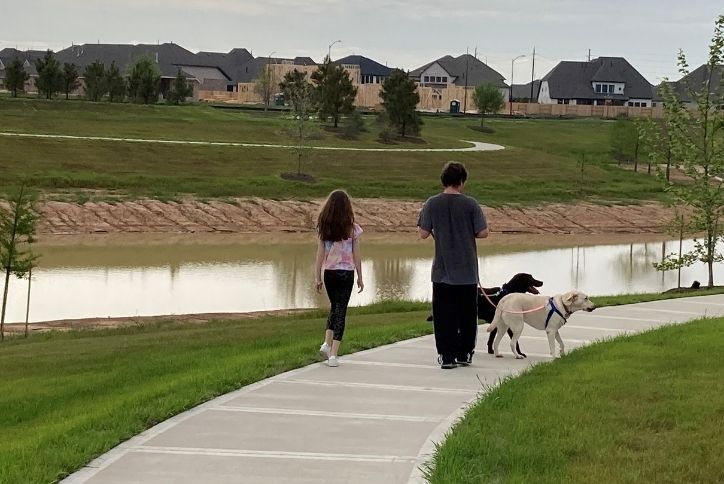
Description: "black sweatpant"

(432, 283), (478, 364)
(324, 269), (354, 341)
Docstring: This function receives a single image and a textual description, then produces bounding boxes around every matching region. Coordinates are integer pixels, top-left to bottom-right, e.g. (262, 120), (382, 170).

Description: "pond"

(0, 237), (713, 324)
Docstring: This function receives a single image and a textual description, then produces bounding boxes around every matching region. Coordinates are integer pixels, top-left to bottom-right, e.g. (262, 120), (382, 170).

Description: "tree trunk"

(24, 268), (32, 337)
(634, 137), (640, 172)
(481, 115), (485, 128)
(0, 268), (11, 341)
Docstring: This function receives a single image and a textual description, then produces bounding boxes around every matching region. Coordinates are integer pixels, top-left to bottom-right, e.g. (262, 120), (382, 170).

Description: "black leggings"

(324, 270), (354, 341)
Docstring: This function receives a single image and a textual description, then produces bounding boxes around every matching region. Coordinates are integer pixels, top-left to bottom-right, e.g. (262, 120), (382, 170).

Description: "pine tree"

(3, 58), (28, 97)
(127, 57), (161, 104)
(35, 50), (62, 99)
(61, 63), (80, 100)
(167, 69), (194, 105)
(83, 61), (107, 102)
(379, 69), (422, 137)
(106, 62), (126, 102)
(311, 57), (357, 128)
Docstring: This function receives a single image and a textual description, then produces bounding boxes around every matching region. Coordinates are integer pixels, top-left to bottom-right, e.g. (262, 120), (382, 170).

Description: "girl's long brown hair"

(317, 190), (354, 242)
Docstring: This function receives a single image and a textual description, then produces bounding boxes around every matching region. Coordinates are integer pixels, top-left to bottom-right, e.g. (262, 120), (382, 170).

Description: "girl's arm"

(353, 236), (364, 293)
(314, 239), (325, 292)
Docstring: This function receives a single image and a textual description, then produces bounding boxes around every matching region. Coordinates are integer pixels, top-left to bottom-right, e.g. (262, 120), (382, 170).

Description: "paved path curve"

(61, 295), (724, 484)
(0, 131), (504, 152)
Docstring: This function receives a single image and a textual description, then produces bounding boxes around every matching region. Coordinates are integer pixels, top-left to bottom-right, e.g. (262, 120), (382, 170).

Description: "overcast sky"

(1, 1), (721, 84)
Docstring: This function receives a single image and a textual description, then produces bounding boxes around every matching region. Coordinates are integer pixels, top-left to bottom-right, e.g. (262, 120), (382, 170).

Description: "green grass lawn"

(423, 317), (724, 484)
(0, 301), (430, 484)
(0, 290), (721, 483)
(0, 98), (663, 204)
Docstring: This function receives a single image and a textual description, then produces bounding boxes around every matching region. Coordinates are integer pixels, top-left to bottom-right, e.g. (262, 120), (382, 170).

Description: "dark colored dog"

(426, 273), (543, 358)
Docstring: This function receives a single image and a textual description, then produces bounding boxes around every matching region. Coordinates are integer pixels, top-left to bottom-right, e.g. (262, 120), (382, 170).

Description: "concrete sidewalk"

(62, 295), (724, 484)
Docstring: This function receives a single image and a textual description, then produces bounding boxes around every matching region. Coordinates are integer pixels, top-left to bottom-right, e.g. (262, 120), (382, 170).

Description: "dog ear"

(563, 292), (576, 305)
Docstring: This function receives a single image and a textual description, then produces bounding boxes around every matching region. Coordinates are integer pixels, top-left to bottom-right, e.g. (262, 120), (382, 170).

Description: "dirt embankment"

(31, 198), (672, 235)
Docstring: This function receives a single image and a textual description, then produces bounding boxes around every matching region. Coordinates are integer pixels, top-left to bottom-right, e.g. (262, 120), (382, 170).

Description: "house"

(0, 48), (45, 93)
(411, 55), (509, 97)
(658, 64), (723, 108)
(409, 54), (509, 112)
(538, 57), (655, 107)
(333, 55), (391, 85)
(54, 42), (231, 97)
(511, 80), (541, 102)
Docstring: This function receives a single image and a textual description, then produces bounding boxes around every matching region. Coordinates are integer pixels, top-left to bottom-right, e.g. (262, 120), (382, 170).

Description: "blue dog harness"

(545, 297), (568, 329)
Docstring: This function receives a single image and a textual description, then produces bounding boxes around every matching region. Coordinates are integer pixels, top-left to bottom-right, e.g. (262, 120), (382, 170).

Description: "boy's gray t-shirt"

(417, 193), (487, 285)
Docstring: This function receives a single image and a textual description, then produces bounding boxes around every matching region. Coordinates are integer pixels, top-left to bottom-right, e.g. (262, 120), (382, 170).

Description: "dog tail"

(487, 311), (500, 333)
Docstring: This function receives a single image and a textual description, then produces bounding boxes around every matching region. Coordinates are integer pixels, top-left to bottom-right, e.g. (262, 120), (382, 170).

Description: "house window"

(640, 102), (647, 107)
(435, 76), (441, 82)
(628, 102), (634, 107)
(609, 84), (615, 93)
(595, 84), (602, 93)
(442, 76), (448, 83)
(423, 76), (429, 82)
(634, 102), (640, 107)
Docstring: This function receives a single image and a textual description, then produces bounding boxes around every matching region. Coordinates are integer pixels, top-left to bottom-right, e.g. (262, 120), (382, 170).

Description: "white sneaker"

(319, 342), (331, 360)
(327, 356), (339, 367)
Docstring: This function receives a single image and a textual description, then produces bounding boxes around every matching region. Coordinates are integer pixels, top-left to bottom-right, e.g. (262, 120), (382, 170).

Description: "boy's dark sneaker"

(456, 353), (473, 367)
(438, 355), (457, 369)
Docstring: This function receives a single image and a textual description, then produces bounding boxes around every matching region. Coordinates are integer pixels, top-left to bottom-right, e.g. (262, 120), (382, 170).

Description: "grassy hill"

(0, 97), (663, 204)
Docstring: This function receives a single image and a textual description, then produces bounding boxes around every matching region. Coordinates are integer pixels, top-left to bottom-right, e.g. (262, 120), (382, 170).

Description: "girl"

(314, 190), (364, 367)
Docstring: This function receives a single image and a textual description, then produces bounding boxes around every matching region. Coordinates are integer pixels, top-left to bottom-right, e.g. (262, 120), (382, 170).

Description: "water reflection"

(0, 239), (716, 323)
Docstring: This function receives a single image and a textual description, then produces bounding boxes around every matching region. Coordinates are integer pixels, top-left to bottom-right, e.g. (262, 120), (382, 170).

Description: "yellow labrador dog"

(487, 291), (595, 358)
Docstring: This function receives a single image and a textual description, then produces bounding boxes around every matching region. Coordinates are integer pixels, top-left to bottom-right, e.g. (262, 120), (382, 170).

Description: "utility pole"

(463, 47), (470, 113)
(530, 46), (536, 103)
(588, 49), (591, 62)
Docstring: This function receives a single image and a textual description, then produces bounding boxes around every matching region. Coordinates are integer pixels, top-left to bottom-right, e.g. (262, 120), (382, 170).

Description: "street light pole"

(510, 54), (526, 116)
(328, 40), (341, 61)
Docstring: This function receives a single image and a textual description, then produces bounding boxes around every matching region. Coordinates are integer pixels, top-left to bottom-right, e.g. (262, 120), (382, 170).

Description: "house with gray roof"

(657, 64), (723, 108)
(410, 54), (508, 89)
(54, 42), (232, 94)
(0, 48), (46, 92)
(511, 80), (541, 102)
(538, 57), (655, 106)
(334, 55), (391, 85)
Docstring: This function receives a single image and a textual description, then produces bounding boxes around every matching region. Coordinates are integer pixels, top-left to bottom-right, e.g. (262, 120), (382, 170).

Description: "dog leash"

(478, 280), (548, 315)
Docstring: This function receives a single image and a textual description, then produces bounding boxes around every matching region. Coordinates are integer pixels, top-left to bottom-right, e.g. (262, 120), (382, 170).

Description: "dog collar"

(545, 297), (568, 329)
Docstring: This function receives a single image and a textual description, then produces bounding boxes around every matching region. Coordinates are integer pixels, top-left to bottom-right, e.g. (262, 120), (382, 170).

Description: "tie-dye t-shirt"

(323, 223), (363, 271)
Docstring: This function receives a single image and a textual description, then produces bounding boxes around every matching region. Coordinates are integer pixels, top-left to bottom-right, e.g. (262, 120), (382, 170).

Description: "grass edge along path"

(423, 316), (724, 484)
(1, 290), (723, 483)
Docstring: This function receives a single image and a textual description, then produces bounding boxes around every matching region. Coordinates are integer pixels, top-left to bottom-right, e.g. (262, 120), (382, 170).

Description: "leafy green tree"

(609, 118), (639, 164)
(254, 63), (277, 111)
(3, 58), (28, 97)
(106, 62), (126, 102)
(643, 15), (724, 287)
(61, 63), (80, 100)
(379, 68), (422, 138)
(472, 83), (505, 128)
(343, 109), (366, 138)
(127, 57), (161, 104)
(311, 57), (357, 128)
(35, 50), (62, 99)
(0, 185), (39, 341)
(166, 69), (194, 105)
(83, 61), (107, 102)
(280, 69), (318, 175)
(280, 69), (316, 115)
